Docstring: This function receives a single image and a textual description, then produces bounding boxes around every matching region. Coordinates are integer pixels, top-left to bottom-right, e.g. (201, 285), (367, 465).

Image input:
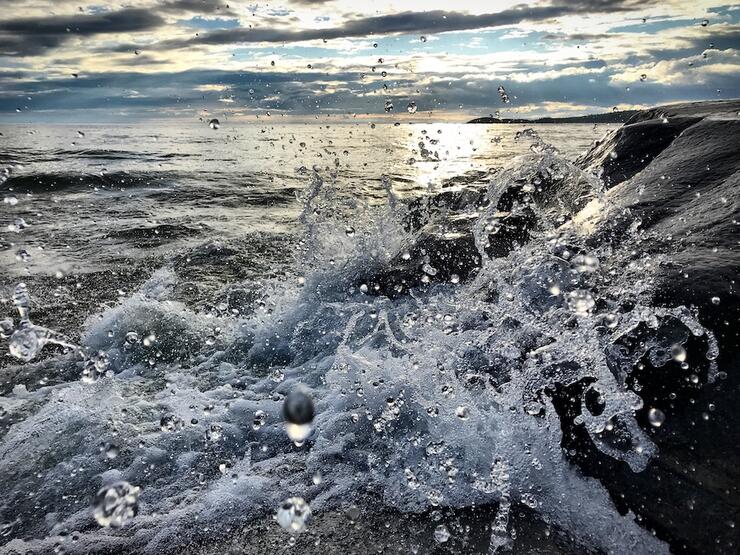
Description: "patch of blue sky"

(708, 4), (740, 18)
(609, 18), (700, 34)
(178, 17), (241, 30)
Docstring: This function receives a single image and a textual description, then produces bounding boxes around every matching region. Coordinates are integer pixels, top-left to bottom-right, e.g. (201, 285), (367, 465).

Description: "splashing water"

(0, 140), (720, 554)
(1, 283), (80, 362)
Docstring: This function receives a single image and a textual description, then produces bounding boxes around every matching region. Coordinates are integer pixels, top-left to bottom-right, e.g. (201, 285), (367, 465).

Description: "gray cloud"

(159, 0), (238, 16)
(0, 8), (164, 56)
(134, 4), (646, 52)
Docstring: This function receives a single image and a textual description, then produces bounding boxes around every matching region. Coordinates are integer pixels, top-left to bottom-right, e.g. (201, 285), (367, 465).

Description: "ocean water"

(0, 121), (729, 554)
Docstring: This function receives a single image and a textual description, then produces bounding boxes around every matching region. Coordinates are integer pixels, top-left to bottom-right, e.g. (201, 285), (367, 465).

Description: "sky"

(0, 0), (738, 122)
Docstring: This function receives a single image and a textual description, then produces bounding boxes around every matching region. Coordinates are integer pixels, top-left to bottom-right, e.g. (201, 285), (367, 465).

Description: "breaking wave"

(0, 132), (725, 554)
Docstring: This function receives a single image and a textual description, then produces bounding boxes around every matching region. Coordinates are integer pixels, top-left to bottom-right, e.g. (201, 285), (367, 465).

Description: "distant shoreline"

(468, 111), (638, 124)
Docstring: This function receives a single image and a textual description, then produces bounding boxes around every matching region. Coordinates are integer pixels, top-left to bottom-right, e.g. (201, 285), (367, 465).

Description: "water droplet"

(420, 35), (427, 43)
(670, 344), (687, 362)
(93, 482), (140, 528)
(277, 497), (311, 534)
(710, 296), (720, 305)
(701, 19), (708, 27)
(640, 74), (647, 82)
(566, 290), (595, 315)
(206, 423), (223, 442)
(648, 408), (665, 427)
(0, 318), (14, 339)
(125, 331), (139, 345)
(104, 443), (119, 459)
(7, 217), (28, 233)
(346, 505), (361, 521)
(160, 414), (184, 432)
(208, 118), (220, 130)
(252, 409), (267, 430)
(9, 327), (41, 361)
(455, 406), (469, 420)
(434, 524), (450, 543)
(384, 100), (394, 113)
(81, 351), (110, 383)
(571, 254), (599, 273)
(283, 390), (314, 445)
(407, 101), (417, 114)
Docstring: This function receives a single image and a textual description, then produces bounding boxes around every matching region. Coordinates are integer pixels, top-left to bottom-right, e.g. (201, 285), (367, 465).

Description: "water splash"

(0, 142), (719, 554)
(1, 284), (80, 362)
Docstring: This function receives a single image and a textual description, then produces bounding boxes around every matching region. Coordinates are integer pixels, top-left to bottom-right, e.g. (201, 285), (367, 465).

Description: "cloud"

(159, 1), (238, 17)
(131, 4), (646, 52)
(0, 8), (165, 56)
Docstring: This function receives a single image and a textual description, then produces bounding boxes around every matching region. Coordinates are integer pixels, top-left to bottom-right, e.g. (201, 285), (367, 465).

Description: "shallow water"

(0, 121), (730, 554)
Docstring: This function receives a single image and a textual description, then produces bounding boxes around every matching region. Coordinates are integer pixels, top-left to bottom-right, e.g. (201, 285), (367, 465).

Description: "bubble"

(648, 408), (665, 427)
(125, 331), (139, 345)
(407, 101), (417, 114)
(710, 296), (720, 305)
(93, 481), (140, 528)
(208, 118), (220, 130)
(277, 497), (311, 534)
(434, 524), (450, 543)
(3, 196), (18, 206)
(345, 226), (356, 237)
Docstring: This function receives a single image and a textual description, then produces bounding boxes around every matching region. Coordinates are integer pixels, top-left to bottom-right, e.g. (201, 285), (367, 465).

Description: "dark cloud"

(0, 8), (164, 56)
(159, 0), (237, 16)
(543, 32), (614, 41)
(135, 4), (645, 51)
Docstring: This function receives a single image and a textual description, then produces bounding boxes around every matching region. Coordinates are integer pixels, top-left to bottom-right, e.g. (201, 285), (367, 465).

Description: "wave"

(0, 102), (737, 554)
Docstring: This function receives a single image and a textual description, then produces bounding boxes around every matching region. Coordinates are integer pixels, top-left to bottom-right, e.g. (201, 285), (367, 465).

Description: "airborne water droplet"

(93, 482), (140, 528)
(648, 408), (665, 427)
(277, 497), (311, 534)
(434, 524), (450, 543)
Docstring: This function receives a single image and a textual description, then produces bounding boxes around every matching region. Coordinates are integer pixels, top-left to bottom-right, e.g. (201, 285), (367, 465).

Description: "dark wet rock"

(569, 104), (740, 555)
(576, 99), (740, 188)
